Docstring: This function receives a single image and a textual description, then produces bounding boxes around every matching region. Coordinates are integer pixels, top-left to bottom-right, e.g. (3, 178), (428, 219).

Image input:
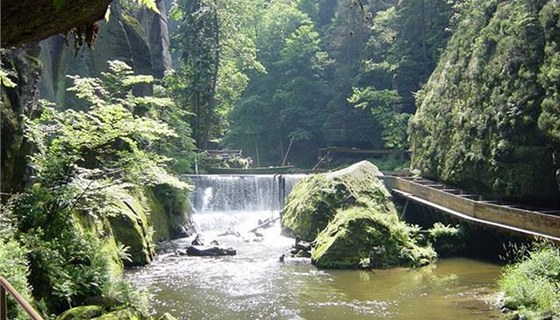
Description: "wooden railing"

(0, 276), (43, 320)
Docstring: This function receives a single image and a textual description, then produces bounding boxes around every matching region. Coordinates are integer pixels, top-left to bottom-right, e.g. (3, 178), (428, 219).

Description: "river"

(126, 175), (503, 319)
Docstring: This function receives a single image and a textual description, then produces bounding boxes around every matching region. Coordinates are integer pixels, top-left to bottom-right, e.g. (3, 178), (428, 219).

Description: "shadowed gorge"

(2, 0), (560, 319)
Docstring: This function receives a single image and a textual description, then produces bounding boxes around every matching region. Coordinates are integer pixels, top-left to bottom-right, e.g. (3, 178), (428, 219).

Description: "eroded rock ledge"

(1, 0), (112, 47)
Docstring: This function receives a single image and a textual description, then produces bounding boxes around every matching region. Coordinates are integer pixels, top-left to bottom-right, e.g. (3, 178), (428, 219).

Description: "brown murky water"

(127, 210), (502, 320)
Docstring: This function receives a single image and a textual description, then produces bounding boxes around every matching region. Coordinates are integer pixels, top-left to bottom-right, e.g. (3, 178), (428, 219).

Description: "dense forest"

(1, 0), (560, 319)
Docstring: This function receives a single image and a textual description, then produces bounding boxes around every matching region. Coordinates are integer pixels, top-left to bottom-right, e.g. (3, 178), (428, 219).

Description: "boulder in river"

(311, 207), (435, 269)
(186, 245), (237, 256)
(281, 161), (436, 269)
(281, 161), (390, 241)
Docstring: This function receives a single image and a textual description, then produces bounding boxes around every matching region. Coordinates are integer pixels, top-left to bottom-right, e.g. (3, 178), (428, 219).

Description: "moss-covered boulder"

(91, 308), (142, 320)
(281, 161), (390, 241)
(145, 184), (191, 241)
(312, 206), (436, 269)
(57, 305), (104, 320)
(282, 161), (436, 269)
(108, 190), (155, 267)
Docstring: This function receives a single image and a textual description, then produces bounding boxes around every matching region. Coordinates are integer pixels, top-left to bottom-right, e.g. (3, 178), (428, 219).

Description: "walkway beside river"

(381, 175), (560, 242)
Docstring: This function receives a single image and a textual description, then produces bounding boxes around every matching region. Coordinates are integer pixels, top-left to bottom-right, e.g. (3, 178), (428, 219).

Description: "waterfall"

(183, 174), (305, 234)
(185, 174), (306, 213)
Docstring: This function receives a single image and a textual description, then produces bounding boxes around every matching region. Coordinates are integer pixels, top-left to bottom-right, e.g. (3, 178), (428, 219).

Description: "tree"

(170, 0), (263, 149)
(225, 1), (330, 166)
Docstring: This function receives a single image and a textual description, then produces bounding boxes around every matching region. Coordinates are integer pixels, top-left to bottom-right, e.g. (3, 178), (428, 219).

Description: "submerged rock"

(186, 245), (237, 256)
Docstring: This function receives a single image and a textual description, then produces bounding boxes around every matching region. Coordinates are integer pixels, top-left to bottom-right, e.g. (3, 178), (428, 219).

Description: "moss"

(57, 305), (104, 320)
(312, 207), (436, 269)
(410, 0), (560, 201)
(145, 184), (190, 242)
(108, 190), (155, 267)
(120, 13), (145, 41)
(282, 161), (391, 241)
(91, 308), (142, 320)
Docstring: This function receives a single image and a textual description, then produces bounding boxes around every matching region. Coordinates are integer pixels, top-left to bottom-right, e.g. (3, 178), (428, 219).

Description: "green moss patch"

(312, 207), (435, 269)
(57, 305), (104, 320)
(282, 161), (436, 269)
(281, 161), (391, 241)
(108, 190), (155, 267)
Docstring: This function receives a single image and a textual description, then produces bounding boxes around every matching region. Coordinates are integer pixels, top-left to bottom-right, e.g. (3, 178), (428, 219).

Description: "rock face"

(409, 0), (560, 203)
(109, 193), (156, 267)
(1, 0), (111, 47)
(38, 0), (173, 105)
(1, 44), (42, 194)
(145, 184), (191, 241)
(282, 161), (435, 269)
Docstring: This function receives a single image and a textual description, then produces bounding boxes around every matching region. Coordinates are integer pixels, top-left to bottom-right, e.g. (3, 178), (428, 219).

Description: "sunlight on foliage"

(499, 242), (560, 319)
(349, 86), (409, 150)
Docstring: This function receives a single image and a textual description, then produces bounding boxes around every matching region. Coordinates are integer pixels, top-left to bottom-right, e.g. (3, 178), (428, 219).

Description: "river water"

(126, 175), (503, 320)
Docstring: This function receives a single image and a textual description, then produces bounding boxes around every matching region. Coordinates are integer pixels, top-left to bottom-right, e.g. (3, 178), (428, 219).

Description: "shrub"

(499, 242), (560, 319)
(0, 237), (32, 319)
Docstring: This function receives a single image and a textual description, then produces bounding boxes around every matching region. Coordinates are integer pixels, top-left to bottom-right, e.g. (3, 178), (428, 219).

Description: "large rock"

(57, 305), (104, 320)
(409, 0), (560, 203)
(1, 0), (111, 47)
(38, 0), (173, 105)
(311, 207), (435, 269)
(145, 184), (191, 241)
(108, 191), (156, 267)
(281, 161), (390, 241)
(282, 161), (436, 269)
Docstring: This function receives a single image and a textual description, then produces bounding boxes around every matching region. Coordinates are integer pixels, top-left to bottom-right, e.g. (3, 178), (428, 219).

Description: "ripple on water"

(126, 212), (503, 320)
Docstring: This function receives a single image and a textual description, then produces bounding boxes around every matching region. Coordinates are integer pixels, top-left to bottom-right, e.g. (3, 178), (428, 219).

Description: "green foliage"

(410, 0), (560, 200)
(367, 153), (410, 171)
(499, 243), (560, 319)
(426, 222), (466, 256)
(0, 211), (32, 320)
(537, 1), (560, 144)
(170, 0), (263, 148)
(5, 61), (191, 315)
(225, 1), (330, 166)
(349, 86), (409, 149)
(23, 229), (110, 311)
(0, 68), (16, 88)
(133, 0), (160, 14)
